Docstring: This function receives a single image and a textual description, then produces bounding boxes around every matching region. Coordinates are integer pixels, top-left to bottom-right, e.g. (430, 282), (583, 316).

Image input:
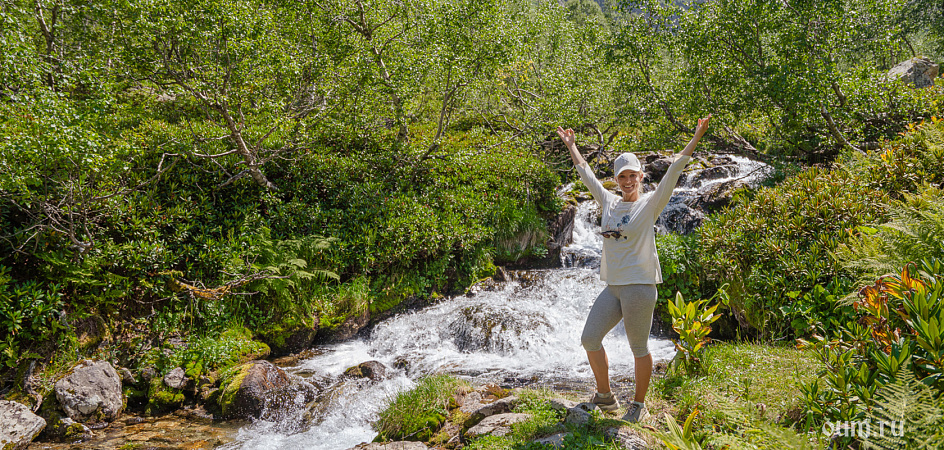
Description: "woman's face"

(616, 170), (644, 195)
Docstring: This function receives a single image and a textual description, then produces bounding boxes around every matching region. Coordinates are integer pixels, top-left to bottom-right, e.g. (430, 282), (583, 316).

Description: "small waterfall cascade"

(222, 199), (675, 450)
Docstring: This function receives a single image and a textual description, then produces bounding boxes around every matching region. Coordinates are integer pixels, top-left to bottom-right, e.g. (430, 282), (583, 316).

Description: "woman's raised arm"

(557, 126), (587, 168)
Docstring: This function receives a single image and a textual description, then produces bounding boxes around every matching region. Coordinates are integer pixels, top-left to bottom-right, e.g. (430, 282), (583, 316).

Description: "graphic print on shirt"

(602, 205), (638, 242)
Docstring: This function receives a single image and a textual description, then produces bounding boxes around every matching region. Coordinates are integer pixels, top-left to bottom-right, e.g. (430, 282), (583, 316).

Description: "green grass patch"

(655, 342), (821, 427)
(376, 374), (470, 442)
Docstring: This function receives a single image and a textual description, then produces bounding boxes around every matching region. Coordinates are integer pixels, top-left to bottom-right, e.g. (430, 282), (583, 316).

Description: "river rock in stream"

(0, 400), (46, 450)
(54, 360), (124, 423)
(216, 361), (292, 420)
(446, 304), (551, 353)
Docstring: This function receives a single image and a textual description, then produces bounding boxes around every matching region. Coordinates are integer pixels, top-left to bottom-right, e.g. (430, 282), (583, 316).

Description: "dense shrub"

(798, 259), (944, 448)
(697, 119), (944, 337)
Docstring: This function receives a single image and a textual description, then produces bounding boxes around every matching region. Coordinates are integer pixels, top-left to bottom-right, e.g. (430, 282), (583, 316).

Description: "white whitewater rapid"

(222, 155), (768, 450)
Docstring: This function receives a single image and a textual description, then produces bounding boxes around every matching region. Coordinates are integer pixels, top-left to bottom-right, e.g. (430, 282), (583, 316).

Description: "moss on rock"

(144, 378), (184, 416)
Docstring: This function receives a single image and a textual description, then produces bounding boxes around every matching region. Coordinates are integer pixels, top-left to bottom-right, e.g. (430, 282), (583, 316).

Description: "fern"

(862, 368), (944, 450)
(244, 229), (340, 321)
(837, 184), (944, 284)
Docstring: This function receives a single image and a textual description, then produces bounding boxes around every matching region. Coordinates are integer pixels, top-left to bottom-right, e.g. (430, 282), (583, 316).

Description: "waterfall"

(222, 201), (676, 450)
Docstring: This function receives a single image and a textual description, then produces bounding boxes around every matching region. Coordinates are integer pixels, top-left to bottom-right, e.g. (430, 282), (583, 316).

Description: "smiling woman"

(556, 115), (710, 423)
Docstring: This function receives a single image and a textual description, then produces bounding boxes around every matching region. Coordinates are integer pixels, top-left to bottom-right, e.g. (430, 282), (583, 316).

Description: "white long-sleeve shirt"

(574, 155), (691, 285)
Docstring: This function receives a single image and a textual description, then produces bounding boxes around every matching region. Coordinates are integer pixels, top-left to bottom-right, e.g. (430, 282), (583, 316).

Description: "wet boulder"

(446, 305), (550, 353)
(888, 57), (939, 88)
(343, 361), (388, 381)
(644, 157), (672, 183)
(54, 360), (124, 423)
(320, 310), (370, 342)
(655, 203), (705, 235)
(217, 360), (292, 420)
(0, 400), (46, 450)
(688, 164), (738, 188)
(692, 178), (749, 213)
(260, 321), (319, 357)
(259, 381), (319, 422)
(541, 204), (577, 268)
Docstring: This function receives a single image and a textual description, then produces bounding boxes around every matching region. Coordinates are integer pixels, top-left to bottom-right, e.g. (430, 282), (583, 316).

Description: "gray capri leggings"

(581, 284), (658, 358)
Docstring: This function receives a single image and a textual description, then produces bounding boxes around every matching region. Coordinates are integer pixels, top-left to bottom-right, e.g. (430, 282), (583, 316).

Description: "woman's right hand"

(556, 126), (576, 149)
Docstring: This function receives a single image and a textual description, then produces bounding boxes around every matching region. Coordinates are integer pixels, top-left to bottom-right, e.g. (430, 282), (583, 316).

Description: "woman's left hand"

(694, 114), (711, 139)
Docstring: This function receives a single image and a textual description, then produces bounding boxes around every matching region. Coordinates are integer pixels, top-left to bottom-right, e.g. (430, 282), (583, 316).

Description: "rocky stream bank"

(1, 150), (770, 450)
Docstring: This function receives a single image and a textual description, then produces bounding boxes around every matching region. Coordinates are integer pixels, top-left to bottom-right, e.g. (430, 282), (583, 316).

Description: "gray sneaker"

(590, 392), (620, 412)
(621, 401), (649, 423)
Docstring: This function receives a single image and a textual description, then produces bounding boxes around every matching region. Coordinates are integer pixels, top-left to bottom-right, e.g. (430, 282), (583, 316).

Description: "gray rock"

(689, 165), (738, 188)
(163, 367), (188, 390)
(548, 398), (579, 412)
(54, 360), (123, 423)
(348, 441), (429, 449)
(644, 157), (672, 182)
(692, 178), (748, 213)
(139, 366), (157, 382)
(218, 360), (292, 420)
(655, 202), (704, 235)
(343, 361), (387, 381)
(565, 406), (593, 425)
(533, 432), (571, 448)
(888, 57), (939, 88)
(0, 400), (46, 450)
(470, 395), (518, 420)
(465, 412), (532, 438)
(542, 204), (577, 268)
(604, 426), (649, 449)
(448, 305), (550, 353)
(458, 391), (484, 415)
(119, 367), (136, 385)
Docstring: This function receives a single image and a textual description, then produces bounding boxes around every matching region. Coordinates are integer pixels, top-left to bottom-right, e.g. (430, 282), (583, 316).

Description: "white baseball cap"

(614, 153), (642, 176)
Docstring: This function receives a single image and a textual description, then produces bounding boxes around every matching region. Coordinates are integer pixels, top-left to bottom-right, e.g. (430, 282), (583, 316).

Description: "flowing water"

(220, 155), (770, 450)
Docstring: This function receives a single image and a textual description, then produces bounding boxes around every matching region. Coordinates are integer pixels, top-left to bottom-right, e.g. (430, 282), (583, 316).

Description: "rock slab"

(465, 413), (532, 438)
(888, 57), (939, 88)
(0, 400), (46, 450)
(533, 432), (570, 448)
(54, 360), (124, 422)
(604, 426), (649, 449)
(349, 442), (428, 450)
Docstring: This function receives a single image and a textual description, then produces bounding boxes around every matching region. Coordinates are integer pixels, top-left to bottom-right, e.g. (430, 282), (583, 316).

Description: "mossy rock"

(258, 321), (318, 357)
(374, 412), (447, 442)
(215, 360), (290, 420)
(74, 314), (109, 352)
(144, 378), (184, 416)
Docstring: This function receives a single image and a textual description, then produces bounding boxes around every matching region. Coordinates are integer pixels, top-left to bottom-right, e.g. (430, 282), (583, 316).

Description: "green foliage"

(863, 370), (944, 449)
(657, 232), (703, 309)
(657, 410), (704, 450)
(0, 266), (64, 368)
(798, 259), (944, 446)
(836, 184), (944, 282)
(610, 0), (940, 161)
(699, 119), (944, 337)
(138, 326), (268, 381)
(668, 291), (724, 375)
(375, 374), (468, 442)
